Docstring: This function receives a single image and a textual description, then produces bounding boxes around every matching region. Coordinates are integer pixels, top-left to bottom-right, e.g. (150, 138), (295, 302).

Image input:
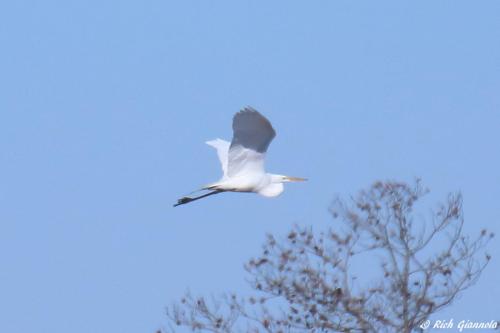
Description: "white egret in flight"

(174, 107), (306, 207)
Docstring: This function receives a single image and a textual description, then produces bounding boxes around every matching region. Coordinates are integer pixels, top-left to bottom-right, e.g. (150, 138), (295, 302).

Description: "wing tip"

(237, 106), (258, 115)
(206, 138), (229, 146)
(205, 139), (218, 145)
(233, 106), (272, 126)
(243, 105), (257, 112)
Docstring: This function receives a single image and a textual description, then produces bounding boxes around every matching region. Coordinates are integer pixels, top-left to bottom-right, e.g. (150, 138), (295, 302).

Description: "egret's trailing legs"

(173, 190), (224, 207)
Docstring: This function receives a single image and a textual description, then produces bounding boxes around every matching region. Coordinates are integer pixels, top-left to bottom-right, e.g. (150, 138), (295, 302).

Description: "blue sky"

(1, 1), (499, 332)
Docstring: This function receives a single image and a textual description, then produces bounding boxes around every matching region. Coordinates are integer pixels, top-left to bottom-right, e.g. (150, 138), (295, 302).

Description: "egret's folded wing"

(230, 107), (276, 153)
(206, 139), (230, 176)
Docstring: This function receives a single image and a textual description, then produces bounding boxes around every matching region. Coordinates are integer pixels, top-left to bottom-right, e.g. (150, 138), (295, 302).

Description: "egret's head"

(272, 174), (307, 183)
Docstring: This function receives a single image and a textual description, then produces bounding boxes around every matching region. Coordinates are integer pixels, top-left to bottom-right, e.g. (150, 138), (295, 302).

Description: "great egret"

(174, 107), (306, 207)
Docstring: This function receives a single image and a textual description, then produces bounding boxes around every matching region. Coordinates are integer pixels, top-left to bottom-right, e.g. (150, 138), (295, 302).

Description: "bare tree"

(165, 180), (493, 333)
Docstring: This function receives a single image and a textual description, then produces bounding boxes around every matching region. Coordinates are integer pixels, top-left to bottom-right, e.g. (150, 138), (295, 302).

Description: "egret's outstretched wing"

(227, 107), (276, 177)
(230, 107), (276, 153)
(206, 138), (230, 176)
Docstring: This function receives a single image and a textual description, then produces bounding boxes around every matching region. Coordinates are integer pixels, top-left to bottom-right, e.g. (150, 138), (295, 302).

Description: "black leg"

(173, 190), (224, 207)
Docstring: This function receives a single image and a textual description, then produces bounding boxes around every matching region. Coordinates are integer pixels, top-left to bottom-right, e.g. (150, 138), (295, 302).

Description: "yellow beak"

(285, 176), (307, 182)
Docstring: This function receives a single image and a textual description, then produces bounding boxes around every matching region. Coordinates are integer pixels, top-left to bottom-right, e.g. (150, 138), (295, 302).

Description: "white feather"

(206, 138), (230, 177)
